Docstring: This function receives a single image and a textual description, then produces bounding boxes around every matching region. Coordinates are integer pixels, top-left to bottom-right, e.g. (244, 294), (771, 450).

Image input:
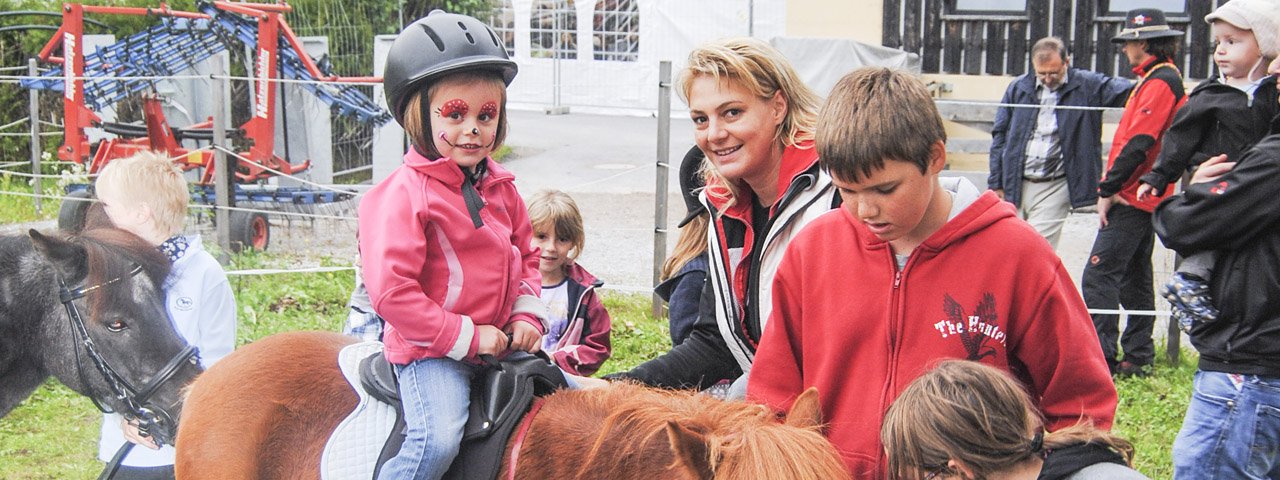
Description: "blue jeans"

(377, 357), (480, 480)
(1173, 370), (1280, 479)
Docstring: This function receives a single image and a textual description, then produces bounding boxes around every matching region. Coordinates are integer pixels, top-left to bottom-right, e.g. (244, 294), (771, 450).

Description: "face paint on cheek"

(437, 99), (469, 118)
(438, 130), (458, 148)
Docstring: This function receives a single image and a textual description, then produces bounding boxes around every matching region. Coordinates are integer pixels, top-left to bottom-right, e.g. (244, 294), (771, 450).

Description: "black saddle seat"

(356, 350), (569, 480)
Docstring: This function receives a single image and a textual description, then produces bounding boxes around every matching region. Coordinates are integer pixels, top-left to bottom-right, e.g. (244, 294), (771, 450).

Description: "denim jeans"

(1173, 370), (1280, 479)
(377, 357), (480, 480)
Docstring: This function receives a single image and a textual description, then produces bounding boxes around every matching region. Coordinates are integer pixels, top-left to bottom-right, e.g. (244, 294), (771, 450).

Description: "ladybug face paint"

(479, 102), (499, 121)
(428, 79), (505, 168)
(436, 99), (469, 119)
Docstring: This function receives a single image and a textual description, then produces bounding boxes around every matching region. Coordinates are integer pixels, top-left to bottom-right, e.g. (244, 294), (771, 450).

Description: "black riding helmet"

(383, 10), (518, 126)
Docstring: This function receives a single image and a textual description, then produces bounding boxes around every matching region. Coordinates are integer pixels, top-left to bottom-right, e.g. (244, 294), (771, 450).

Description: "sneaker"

(1172, 308), (1197, 334)
(1115, 361), (1150, 378)
(1163, 273), (1220, 323)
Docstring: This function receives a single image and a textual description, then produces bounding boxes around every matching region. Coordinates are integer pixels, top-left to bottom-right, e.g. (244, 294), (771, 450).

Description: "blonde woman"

(595, 37), (837, 395)
(882, 361), (1146, 480)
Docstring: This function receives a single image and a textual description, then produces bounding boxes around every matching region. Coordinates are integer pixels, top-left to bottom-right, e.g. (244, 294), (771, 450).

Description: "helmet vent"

(488, 28), (501, 48)
(421, 24), (445, 51)
(465, 32), (475, 44)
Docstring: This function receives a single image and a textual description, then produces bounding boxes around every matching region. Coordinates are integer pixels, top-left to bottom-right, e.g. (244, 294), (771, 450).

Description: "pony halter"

(57, 264), (199, 447)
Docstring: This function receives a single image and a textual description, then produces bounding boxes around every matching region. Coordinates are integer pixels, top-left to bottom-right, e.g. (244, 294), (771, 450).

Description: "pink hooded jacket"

(359, 148), (545, 364)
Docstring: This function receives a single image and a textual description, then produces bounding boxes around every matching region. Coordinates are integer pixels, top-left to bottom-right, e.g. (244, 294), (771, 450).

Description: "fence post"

(545, 2), (569, 115)
(652, 61), (671, 319)
(28, 58), (42, 214)
(211, 55), (233, 263)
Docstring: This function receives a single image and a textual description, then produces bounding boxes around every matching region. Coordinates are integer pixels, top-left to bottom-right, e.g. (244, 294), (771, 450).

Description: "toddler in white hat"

(1137, 0), (1280, 332)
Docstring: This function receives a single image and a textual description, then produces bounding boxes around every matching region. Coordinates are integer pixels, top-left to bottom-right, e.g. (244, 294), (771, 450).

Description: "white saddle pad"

(321, 341), (398, 480)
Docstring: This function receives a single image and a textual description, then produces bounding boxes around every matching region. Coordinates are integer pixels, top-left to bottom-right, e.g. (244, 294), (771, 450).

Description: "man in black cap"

(1083, 7), (1187, 377)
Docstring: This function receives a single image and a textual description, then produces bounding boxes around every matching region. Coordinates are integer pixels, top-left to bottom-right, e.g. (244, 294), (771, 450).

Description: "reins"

(506, 397), (546, 480)
(55, 265), (199, 480)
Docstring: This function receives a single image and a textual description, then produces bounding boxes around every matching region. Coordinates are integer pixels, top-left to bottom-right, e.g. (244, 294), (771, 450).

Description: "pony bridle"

(57, 265), (199, 447)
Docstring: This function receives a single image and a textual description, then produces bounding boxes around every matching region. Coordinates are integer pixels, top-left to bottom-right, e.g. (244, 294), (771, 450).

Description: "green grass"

(0, 250), (1194, 478)
(0, 173), (57, 225)
(1113, 348), (1197, 479)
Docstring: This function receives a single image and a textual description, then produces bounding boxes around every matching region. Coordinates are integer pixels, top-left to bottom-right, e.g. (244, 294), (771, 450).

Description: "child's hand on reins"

(506, 321), (542, 353)
(475, 325), (510, 356)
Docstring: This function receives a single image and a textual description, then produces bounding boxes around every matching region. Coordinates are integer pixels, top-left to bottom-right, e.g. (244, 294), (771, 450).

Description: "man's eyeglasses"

(1035, 69), (1066, 81)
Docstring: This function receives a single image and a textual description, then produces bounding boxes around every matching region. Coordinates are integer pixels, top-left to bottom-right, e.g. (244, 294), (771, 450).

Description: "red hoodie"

(359, 149), (543, 365)
(748, 191), (1117, 478)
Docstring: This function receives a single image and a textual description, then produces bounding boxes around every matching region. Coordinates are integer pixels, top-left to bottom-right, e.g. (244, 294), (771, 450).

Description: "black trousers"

(1082, 203), (1156, 367)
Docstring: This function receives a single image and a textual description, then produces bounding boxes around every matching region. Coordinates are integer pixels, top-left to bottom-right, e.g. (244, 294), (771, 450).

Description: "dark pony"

(176, 331), (851, 479)
(0, 227), (202, 443)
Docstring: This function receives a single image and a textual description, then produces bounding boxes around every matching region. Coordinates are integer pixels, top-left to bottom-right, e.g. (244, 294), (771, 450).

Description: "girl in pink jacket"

(526, 190), (613, 376)
(360, 12), (546, 480)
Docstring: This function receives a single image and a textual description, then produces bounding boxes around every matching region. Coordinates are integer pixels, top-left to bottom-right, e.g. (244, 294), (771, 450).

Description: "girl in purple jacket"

(360, 12), (546, 480)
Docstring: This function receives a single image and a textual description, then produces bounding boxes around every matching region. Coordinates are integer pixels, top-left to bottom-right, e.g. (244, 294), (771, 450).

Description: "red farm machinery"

(22, 1), (389, 251)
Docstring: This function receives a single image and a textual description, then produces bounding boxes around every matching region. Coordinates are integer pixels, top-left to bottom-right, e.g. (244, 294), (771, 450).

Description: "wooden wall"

(882, 0), (1221, 79)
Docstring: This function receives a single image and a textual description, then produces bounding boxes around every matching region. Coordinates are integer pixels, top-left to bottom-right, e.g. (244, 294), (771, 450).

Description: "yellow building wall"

(785, 1), (1016, 102)
(786, 0), (882, 44)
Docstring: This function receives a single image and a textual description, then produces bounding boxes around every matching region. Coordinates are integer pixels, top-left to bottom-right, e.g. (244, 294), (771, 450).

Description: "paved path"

(501, 108), (1182, 342)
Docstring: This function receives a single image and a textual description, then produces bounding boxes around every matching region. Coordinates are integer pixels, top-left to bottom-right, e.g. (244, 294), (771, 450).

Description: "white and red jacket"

(749, 183), (1117, 478)
(545, 263), (612, 376)
(359, 149), (544, 365)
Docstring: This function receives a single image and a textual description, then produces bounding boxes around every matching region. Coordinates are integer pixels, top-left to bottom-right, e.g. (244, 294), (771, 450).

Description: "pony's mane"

(575, 383), (849, 479)
(75, 228), (170, 317)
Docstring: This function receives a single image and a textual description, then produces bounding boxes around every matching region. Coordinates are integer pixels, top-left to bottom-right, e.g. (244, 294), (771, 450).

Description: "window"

(952, 0), (1027, 13)
(486, 0), (516, 57)
(531, 0), (577, 59)
(1107, 0), (1186, 15)
(592, 0), (638, 61)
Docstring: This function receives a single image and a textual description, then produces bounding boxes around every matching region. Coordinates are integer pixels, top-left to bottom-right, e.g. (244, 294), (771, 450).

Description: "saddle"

(357, 350), (568, 480)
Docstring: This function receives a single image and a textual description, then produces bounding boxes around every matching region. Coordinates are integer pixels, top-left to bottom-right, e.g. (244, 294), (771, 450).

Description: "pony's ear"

(29, 229), (88, 282)
(784, 387), (824, 430)
(665, 420), (714, 480)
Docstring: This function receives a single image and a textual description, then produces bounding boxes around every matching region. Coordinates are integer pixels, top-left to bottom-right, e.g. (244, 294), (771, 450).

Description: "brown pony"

(175, 331), (851, 479)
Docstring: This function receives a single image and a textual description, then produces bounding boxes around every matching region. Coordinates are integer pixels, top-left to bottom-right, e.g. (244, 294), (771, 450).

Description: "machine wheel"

(229, 211), (270, 253)
(57, 190), (93, 233)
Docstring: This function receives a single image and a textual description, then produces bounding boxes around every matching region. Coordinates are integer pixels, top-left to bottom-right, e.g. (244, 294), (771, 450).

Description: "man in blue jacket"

(988, 37), (1133, 249)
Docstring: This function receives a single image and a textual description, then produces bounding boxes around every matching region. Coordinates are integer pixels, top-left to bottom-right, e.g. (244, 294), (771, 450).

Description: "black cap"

(1111, 8), (1184, 43)
(677, 146), (707, 228)
(382, 10), (518, 126)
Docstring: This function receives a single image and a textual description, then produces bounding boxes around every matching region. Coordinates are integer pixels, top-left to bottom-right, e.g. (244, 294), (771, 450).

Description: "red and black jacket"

(1099, 56), (1186, 212)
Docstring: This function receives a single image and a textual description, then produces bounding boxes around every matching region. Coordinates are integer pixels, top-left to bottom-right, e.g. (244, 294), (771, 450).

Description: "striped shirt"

(1023, 74), (1067, 180)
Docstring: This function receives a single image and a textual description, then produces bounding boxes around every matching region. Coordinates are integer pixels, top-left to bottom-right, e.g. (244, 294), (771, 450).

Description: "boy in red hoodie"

(747, 67), (1117, 479)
